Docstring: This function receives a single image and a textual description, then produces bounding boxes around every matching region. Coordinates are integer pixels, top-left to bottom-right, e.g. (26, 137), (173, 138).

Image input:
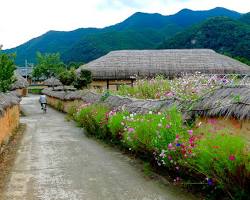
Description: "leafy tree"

(0, 52), (16, 92)
(68, 61), (84, 69)
(74, 69), (92, 89)
(234, 56), (250, 66)
(32, 52), (65, 80)
(58, 68), (76, 87)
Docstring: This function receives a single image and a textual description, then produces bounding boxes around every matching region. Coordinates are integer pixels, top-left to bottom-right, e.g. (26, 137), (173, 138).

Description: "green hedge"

(28, 88), (43, 94)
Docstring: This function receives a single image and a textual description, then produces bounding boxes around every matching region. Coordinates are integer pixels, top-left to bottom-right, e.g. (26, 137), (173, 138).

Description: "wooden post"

(131, 79), (134, 87)
(106, 79), (109, 90)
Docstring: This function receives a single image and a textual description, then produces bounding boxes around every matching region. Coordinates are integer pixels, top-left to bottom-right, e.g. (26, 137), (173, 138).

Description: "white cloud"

(0, 0), (249, 49)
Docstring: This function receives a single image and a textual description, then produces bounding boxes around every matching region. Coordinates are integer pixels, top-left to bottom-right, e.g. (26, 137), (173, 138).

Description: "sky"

(0, 0), (249, 49)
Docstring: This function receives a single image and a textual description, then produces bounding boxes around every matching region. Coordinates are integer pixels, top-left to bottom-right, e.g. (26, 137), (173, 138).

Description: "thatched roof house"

(78, 49), (250, 80)
(11, 71), (29, 90)
(192, 86), (250, 120)
(44, 77), (62, 87)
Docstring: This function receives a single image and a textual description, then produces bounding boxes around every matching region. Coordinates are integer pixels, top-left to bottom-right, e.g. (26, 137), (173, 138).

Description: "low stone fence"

(43, 87), (250, 142)
(42, 88), (180, 114)
(0, 92), (21, 153)
(43, 89), (101, 113)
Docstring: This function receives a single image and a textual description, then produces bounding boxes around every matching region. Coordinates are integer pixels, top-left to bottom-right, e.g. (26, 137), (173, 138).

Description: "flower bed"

(73, 103), (250, 199)
(115, 74), (246, 101)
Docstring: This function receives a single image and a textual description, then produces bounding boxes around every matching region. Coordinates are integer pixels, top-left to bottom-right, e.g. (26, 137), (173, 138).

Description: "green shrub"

(75, 104), (110, 139)
(156, 125), (250, 199)
(121, 107), (184, 154)
(0, 52), (16, 92)
(58, 68), (76, 87)
(74, 69), (92, 89)
(117, 75), (171, 99)
(188, 133), (250, 198)
(108, 111), (129, 142)
(56, 101), (64, 111)
(66, 102), (79, 120)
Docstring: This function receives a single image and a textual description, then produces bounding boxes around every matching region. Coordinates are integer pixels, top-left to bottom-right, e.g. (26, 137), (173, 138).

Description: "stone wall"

(43, 88), (179, 115)
(47, 96), (83, 113)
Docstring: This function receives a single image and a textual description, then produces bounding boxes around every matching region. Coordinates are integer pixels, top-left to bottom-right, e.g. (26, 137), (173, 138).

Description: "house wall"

(197, 117), (250, 142)
(0, 105), (20, 152)
(15, 88), (28, 97)
(90, 80), (133, 91)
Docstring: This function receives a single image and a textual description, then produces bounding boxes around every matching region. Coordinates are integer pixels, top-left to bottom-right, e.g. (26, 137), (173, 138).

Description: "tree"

(58, 68), (76, 89)
(32, 52), (65, 80)
(68, 61), (84, 69)
(74, 69), (92, 89)
(0, 52), (16, 92)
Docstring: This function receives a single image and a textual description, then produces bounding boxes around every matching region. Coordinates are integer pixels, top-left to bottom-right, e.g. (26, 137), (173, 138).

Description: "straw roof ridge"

(42, 88), (94, 101)
(11, 71), (29, 90)
(0, 92), (21, 116)
(44, 77), (62, 87)
(192, 86), (250, 120)
(51, 86), (76, 91)
(78, 49), (250, 80)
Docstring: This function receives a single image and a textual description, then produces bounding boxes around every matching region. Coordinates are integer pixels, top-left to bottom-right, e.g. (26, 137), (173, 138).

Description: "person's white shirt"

(39, 95), (47, 104)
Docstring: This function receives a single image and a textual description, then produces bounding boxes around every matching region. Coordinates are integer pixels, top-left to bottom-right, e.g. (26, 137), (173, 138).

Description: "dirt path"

(1, 95), (197, 200)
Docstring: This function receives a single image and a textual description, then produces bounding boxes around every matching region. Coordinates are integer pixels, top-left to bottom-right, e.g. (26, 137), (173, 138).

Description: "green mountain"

(159, 15), (250, 63)
(5, 7), (242, 65)
(239, 12), (250, 25)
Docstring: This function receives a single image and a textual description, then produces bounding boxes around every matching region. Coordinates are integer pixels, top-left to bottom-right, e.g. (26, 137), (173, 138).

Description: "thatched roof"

(11, 71), (29, 90)
(192, 86), (250, 120)
(0, 92), (21, 116)
(44, 77), (62, 87)
(42, 88), (101, 103)
(78, 49), (250, 80)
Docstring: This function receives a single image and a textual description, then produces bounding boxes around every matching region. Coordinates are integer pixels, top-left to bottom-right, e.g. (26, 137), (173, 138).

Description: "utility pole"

(25, 59), (28, 81)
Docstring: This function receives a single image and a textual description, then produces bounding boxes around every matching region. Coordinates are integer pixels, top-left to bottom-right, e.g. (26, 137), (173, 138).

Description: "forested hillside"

(159, 14), (250, 65)
(4, 7), (242, 65)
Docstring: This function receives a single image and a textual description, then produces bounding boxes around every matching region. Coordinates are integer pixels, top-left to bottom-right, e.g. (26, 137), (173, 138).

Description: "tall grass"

(115, 74), (238, 101)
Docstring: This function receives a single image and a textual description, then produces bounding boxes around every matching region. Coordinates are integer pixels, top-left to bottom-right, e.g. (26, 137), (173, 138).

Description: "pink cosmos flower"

(128, 128), (135, 133)
(229, 155), (236, 161)
(166, 124), (171, 129)
(159, 150), (166, 158)
(208, 119), (217, 125)
(165, 92), (174, 97)
(168, 143), (173, 150)
(187, 130), (193, 136)
(175, 134), (180, 141)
